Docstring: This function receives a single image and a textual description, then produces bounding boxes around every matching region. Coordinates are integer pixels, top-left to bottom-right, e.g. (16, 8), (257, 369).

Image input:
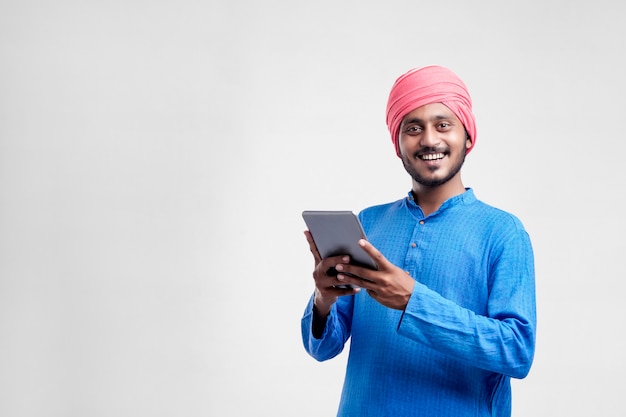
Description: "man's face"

(398, 102), (472, 188)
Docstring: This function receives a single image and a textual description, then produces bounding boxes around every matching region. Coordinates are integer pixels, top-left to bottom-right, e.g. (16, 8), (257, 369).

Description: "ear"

(465, 132), (473, 150)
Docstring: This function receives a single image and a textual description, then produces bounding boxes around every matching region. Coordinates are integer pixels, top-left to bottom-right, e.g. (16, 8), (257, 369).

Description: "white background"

(1, 1), (624, 416)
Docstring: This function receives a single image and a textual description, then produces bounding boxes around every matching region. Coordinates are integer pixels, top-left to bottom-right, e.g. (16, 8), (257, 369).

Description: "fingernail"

(335, 264), (343, 271)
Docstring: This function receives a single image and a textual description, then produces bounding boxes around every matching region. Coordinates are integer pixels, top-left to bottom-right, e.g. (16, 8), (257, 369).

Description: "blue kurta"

(301, 189), (536, 417)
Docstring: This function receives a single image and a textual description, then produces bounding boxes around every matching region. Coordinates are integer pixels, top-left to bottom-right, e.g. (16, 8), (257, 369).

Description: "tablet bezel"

(302, 210), (378, 272)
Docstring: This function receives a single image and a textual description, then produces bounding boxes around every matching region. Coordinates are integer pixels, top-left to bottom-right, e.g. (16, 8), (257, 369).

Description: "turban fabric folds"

(385, 65), (476, 158)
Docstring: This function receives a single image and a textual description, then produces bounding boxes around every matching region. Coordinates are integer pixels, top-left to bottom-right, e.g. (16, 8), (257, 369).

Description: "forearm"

(398, 282), (536, 378)
(311, 303), (329, 339)
(301, 294), (354, 361)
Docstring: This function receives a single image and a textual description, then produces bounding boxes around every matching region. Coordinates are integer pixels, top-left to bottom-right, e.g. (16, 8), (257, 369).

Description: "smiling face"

(398, 102), (472, 189)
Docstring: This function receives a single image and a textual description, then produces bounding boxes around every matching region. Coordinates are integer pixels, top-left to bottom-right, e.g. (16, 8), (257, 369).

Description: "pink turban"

(385, 65), (476, 158)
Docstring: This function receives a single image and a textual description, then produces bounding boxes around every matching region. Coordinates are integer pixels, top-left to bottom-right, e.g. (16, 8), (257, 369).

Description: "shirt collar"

(406, 188), (476, 217)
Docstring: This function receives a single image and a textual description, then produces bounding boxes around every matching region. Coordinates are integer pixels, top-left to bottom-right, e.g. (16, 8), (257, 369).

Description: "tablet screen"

(302, 210), (378, 271)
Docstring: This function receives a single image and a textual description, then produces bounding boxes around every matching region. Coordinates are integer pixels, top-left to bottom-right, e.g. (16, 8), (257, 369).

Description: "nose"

(419, 125), (440, 148)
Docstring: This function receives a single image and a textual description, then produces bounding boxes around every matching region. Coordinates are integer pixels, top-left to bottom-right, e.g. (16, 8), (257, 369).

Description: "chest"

(365, 217), (492, 312)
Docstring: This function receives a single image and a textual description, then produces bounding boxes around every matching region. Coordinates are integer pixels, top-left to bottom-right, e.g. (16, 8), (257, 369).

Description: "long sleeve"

(397, 217), (536, 378)
(301, 293), (354, 362)
(397, 228), (535, 378)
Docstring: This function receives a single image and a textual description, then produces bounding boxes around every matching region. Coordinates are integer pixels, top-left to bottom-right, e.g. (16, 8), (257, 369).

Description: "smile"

(419, 153), (445, 161)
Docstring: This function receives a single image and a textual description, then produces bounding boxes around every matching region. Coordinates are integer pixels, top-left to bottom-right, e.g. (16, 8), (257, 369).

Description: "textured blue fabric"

(301, 189), (536, 417)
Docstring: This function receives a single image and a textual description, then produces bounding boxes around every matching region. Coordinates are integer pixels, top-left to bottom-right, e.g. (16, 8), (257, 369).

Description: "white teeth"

(420, 153), (445, 161)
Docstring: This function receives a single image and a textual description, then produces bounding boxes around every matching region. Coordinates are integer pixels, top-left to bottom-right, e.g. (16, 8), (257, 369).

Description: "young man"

(301, 65), (536, 417)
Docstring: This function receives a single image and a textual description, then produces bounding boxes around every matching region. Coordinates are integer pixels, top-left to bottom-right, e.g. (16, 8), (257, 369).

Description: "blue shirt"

(301, 189), (536, 417)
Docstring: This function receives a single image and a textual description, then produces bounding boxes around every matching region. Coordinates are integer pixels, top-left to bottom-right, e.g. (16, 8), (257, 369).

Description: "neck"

(412, 177), (466, 216)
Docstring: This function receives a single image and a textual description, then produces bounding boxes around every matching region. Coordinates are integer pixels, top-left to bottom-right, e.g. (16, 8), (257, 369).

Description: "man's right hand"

(304, 230), (360, 317)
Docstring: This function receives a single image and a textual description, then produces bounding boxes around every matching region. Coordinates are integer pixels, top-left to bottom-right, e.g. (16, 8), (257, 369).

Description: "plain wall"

(1, 1), (624, 416)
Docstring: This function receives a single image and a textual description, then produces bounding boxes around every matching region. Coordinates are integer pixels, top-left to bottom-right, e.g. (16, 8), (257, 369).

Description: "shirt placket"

(404, 218), (426, 278)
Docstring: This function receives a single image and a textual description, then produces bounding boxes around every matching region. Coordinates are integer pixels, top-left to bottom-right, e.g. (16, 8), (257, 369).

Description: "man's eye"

(438, 123), (450, 128)
(406, 126), (421, 133)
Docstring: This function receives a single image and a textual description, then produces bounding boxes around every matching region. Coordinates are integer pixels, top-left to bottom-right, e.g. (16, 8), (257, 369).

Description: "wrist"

(313, 290), (334, 317)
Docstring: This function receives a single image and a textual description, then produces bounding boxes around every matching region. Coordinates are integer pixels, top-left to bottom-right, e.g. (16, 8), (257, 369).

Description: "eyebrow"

(401, 114), (452, 126)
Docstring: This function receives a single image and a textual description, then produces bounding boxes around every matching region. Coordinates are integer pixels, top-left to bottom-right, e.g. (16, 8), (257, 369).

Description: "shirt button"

(419, 220), (425, 225)
(411, 243), (416, 248)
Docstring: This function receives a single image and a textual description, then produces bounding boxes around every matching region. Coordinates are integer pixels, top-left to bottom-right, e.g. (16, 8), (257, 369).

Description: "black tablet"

(302, 210), (378, 272)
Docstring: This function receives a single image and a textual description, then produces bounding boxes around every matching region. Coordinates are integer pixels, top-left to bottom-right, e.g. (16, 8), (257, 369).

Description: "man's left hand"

(334, 239), (415, 310)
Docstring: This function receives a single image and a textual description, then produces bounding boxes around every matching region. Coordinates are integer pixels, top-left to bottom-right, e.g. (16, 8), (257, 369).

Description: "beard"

(401, 144), (467, 188)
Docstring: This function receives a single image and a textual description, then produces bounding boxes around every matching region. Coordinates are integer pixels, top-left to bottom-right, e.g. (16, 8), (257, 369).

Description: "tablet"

(302, 210), (378, 272)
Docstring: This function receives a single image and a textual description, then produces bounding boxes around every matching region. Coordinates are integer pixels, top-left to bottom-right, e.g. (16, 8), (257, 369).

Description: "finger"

(338, 271), (377, 296)
(336, 269), (375, 290)
(317, 270), (360, 293)
(304, 230), (322, 263)
(315, 256), (351, 286)
(335, 263), (376, 285)
(358, 239), (392, 270)
(323, 255), (351, 278)
(323, 286), (361, 297)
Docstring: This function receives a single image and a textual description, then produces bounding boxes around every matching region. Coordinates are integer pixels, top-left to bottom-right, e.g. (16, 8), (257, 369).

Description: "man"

(301, 65), (536, 417)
